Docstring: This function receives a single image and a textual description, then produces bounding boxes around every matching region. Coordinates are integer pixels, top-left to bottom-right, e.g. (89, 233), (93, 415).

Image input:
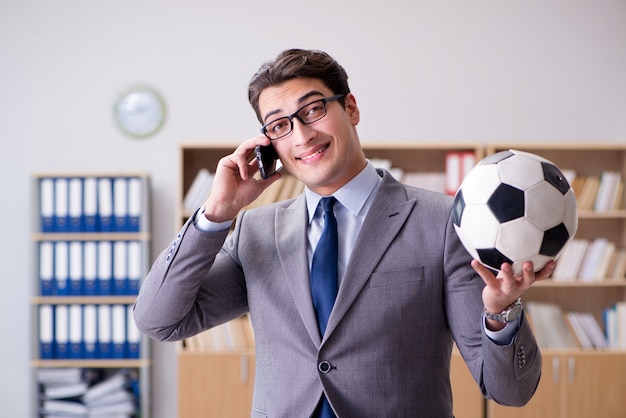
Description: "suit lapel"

(324, 173), (416, 340)
(275, 195), (322, 345)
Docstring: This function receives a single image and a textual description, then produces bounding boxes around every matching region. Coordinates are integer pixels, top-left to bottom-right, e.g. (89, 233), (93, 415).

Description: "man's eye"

(307, 103), (324, 116)
(271, 120), (289, 133)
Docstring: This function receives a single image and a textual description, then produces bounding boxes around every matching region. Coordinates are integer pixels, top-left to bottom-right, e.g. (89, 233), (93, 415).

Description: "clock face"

(114, 86), (165, 138)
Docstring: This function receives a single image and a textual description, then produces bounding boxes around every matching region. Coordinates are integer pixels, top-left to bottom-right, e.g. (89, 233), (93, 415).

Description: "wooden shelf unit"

(485, 143), (626, 418)
(31, 173), (152, 418)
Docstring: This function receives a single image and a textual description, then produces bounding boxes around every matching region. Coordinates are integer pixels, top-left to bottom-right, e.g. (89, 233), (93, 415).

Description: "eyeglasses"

(260, 94), (345, 140)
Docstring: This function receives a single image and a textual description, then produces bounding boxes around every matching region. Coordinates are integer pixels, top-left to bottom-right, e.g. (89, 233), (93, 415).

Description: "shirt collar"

(305, 161), (381, 224)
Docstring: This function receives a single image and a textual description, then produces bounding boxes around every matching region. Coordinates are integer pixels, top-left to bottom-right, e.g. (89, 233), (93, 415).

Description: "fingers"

(535, 260), (556, 281)
(219, 136), (272, 180)
(471, 259), (499, 286)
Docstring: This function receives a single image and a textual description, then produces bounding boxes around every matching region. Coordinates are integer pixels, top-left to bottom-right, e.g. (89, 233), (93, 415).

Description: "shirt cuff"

(193, 206), (233, 232)
(483, 314), (521, 346)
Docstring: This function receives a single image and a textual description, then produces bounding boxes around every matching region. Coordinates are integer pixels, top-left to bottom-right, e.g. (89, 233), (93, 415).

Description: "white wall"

(1, 1), (625, 417)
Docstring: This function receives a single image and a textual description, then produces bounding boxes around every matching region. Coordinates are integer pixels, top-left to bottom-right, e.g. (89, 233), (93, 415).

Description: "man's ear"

(344, 93), (360, 125)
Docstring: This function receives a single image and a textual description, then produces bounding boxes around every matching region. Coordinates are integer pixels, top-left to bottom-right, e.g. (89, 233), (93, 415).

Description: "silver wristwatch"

(484, 298), (523, 323)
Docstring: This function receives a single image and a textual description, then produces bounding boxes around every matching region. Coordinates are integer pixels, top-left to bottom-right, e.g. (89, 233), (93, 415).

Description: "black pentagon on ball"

(539, 222), (571, 257)
(477, 248), (513, 270)
(452, 189), (465, 227)
(479, 150), (515, 166)
(541, 162), (571, 195)
(487, 183), (525, 223)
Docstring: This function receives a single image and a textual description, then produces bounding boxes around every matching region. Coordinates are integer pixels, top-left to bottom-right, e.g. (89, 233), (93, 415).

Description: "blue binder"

(40, 178), (55, 233)
(113, 241), (128, 295)
(98, 178), (114, 232)
(68, 305), (84, 359)
(113, 178), (129, 232)
(96, 241), (113, 295)
(83, 241), (97, 295)
(83, 177), (98, 232)
(55, 305), (70, 359)
(39, 242), (55, 296)
(111, 305), (127, 358)
(39, 304), (55, 359)
(54, 242), (69, 296)
(83, 305), (97, 359)
(127, 305), (140, 358)
(54, 178), (69, 232)
(97, 305), (112, 358)
(68, 241), (84, 296)
(68, 177), (83, 232)
(127, 241), (142, 295)
(127, 177), (142, 232)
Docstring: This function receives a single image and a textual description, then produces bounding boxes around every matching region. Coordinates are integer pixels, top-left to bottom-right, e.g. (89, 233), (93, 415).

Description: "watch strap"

(484, 298), (523, 323)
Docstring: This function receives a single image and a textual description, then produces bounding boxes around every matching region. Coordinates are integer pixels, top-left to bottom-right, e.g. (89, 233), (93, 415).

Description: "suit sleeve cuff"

(193, 206), (233, 232)
(482, 314), (521, 346)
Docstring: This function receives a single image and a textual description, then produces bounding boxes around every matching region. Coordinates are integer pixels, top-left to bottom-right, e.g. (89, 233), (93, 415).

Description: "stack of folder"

(39, 304), (141, 360)
(39, 240), (143, 296)
(39, 176), (144, 233)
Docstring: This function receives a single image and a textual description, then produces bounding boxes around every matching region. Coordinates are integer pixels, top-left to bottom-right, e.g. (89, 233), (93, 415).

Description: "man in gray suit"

(134, 49), (553, 417)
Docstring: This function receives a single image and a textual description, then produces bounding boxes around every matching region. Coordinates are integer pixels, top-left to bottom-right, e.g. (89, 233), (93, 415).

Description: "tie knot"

(320, 196), (336, 214)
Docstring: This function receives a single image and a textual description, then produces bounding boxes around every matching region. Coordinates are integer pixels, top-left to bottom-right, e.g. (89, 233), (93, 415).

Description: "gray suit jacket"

(134, 170), (541, 418)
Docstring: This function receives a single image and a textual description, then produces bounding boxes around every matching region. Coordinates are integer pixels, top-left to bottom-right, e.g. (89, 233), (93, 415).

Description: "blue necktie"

(310, 196), (339, 337)
(310, 197), (338, 418)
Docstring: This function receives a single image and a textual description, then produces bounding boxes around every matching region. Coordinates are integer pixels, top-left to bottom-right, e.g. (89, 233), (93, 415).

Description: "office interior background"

(1, 1), (625, 417)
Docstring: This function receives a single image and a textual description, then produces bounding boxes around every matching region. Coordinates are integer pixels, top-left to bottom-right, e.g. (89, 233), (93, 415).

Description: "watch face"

(114, 86), (165, 138)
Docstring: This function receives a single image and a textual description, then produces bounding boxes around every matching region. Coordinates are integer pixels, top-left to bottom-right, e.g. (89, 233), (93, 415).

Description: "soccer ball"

(452, 149), (578, 274)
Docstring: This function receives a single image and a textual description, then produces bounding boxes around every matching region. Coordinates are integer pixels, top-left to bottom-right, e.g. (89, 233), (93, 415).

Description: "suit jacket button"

(318, 361), (332, 373)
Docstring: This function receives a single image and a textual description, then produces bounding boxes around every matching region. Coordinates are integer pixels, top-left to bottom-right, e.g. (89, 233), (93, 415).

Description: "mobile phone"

(255, 144), (279, 179)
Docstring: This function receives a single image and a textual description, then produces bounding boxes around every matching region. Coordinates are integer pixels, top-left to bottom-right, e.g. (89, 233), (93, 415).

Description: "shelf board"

(32, 359), (150, 368)
(32, 296), (137, 305)
(538, 279), (626, 288)
(32, 232), (151, 241)
(577, 209), (626, 219)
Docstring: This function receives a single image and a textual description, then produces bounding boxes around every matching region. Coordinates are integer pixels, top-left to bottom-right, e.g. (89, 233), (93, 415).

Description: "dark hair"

(248, 49), (351, 123)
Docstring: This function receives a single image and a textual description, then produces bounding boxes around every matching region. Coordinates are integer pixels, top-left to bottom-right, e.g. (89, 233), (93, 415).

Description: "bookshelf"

(32, 173), (151, 418)
(484, 143), (626, 418)
(177, 142), (485, 418)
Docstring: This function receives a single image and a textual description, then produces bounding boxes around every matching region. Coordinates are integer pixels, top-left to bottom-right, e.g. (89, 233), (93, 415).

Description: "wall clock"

(113, 86), (166, 138)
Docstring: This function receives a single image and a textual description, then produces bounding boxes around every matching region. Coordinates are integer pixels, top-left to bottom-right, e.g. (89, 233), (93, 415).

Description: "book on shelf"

(401, 172), (445, 193)
(564, 312), (594, 350)
(576, 175), (600, 211)
(568, 172), (624, 212)
(603, 302), (626, 350)
(594, 171), (623, 212)
(243, 174), (304, 211)
(525, 301), (579, 349)
(565, 311), (608, 350)
(183, 168), (214, 213)
(577, 238), (610, 282)
(182, 315), (254, 353)
(444, 151), (475, 196)
(552, 238), (626, 281)
(527, 302), (611, 351)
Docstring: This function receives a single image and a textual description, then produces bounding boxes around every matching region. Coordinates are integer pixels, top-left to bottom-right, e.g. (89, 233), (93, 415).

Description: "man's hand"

(201, 136), (283, 223)
(472, 259), (556, 331)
